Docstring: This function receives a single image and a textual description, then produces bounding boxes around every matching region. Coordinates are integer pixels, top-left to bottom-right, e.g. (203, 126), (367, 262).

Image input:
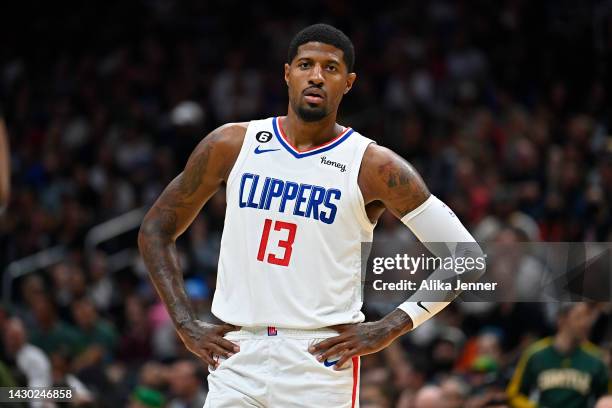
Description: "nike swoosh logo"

(254, 146), (280, 154)
(417, 301), (430, 313)
(323, 359), (339, 367)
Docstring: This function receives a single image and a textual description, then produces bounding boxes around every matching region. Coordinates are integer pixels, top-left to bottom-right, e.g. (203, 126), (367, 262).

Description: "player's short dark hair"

(287, 24), (355, 72)
(556, 302), (597, 320)
(556, 302), (577, 319)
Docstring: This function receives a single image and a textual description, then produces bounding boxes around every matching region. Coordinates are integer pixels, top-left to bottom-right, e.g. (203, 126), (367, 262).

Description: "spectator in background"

(70, 297), (118, 373)
(429, 334), (464, 378)
(440, 376), (470, 408)
(166, 360), (208, 408)
(66, 266), (89, 307)
(3, 318), (52, 394)
(49, 262), (89, 318)
(395, 389), (415, 408)
(148, 297), (179, 361)
(114, 124), (154, 174)
(0, 307), (18, 389)
(507, 303), (609, 408)
(360, 383), (392, 408)
(117, 295), (153, 365)
(209, 50), (262, 122)
(414, 385), (445, 408)
(87, 251), (116, 312)
(27, 294), (81, 356)
(16, 274), (47, 327)
(128, 386), (165, 408)
(137, 361), (167, 391)
(50, 351), (94, 405)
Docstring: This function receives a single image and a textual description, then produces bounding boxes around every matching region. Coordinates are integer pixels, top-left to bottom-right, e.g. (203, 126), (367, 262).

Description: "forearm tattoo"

(138, 135), (218, 328)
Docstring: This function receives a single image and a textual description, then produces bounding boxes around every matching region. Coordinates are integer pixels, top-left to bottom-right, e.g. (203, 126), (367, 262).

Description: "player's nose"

(308, 63), (325, 85)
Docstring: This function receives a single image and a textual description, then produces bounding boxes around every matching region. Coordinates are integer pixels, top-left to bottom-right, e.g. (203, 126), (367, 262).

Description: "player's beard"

(293, 99), (329, 122)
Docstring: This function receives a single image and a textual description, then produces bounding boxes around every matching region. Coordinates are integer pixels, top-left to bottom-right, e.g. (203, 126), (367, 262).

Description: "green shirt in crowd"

(507, 337), (610, 408)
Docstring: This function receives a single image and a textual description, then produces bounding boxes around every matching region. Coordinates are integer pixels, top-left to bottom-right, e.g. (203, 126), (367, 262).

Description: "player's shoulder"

(213, 121), (250, 141)
(361, 143), (398, 166)
(580, 341), (605, 360)
(201, 121), (249, 154)
(523, 337), (554, 359)
(359, 142), (420, 184)
(187, 122), (250, 181)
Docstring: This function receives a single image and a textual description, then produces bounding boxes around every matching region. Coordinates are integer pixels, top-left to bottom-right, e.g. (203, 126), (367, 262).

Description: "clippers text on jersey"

(238, 172), (341, 224)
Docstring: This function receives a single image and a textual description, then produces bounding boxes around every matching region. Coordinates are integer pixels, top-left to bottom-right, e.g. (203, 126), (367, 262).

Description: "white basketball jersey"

(212, 116), (375, 329)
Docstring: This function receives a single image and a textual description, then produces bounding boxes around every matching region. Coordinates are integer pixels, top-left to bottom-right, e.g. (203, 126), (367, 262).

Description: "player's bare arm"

(0, 116), (10, 213)
(138, 122), (246, 368)
(309, 144), (430, 369)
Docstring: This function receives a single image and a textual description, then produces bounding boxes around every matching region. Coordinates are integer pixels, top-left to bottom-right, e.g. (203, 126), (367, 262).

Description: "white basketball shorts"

(203, 326), (360, 408)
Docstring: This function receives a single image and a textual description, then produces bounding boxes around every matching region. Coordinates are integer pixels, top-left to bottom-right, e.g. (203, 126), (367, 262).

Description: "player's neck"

(554, 331), (581, 353)
(281, 111), (344, 151)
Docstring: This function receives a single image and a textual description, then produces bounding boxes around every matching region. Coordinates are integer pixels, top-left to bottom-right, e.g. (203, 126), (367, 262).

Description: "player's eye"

(326, 65), (338, 72)
(299, 62), (310, 69)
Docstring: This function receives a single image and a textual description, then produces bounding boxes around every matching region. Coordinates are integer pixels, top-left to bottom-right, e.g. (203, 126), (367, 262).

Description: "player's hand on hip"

(176, 319), (240, 368)
(308, 322), (397, 370)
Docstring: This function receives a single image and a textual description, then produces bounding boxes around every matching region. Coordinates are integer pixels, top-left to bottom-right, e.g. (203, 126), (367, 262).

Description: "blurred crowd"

(1, 0), (612, 407)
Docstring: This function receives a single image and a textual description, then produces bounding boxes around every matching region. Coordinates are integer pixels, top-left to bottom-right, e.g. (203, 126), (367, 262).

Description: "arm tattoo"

(377, 159), (429, 216)
(157, 209), (178, 237)
(378, 308), (414, 337)
(379, 162), (411, 188)
(178, 143), (212, 197)
(139, 206), (196, 328)
(138, 135), (220, 329)
(139, 231), (196, 328)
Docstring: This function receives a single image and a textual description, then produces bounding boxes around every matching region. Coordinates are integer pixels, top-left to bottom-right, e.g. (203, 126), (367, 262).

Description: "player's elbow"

(137, 213), (172, 253)
(137, 223), (149, 254)
(137, 222), (150, 258)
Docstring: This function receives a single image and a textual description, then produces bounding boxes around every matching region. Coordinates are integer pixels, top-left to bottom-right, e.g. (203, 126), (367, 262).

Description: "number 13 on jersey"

(257, 218), (297, 267)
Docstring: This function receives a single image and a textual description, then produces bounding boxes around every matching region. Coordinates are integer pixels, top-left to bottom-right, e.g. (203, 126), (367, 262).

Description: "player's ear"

(344, 72), (357, 94)
(284, 63), (290, 86)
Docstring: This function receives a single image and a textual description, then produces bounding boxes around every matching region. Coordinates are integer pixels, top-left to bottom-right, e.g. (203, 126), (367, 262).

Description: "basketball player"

(139, 24), (484, 407)
(0, 104), (9, 213)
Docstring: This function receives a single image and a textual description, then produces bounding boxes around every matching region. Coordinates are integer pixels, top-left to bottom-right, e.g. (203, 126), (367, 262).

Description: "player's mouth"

(303, 87), (325, 104)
